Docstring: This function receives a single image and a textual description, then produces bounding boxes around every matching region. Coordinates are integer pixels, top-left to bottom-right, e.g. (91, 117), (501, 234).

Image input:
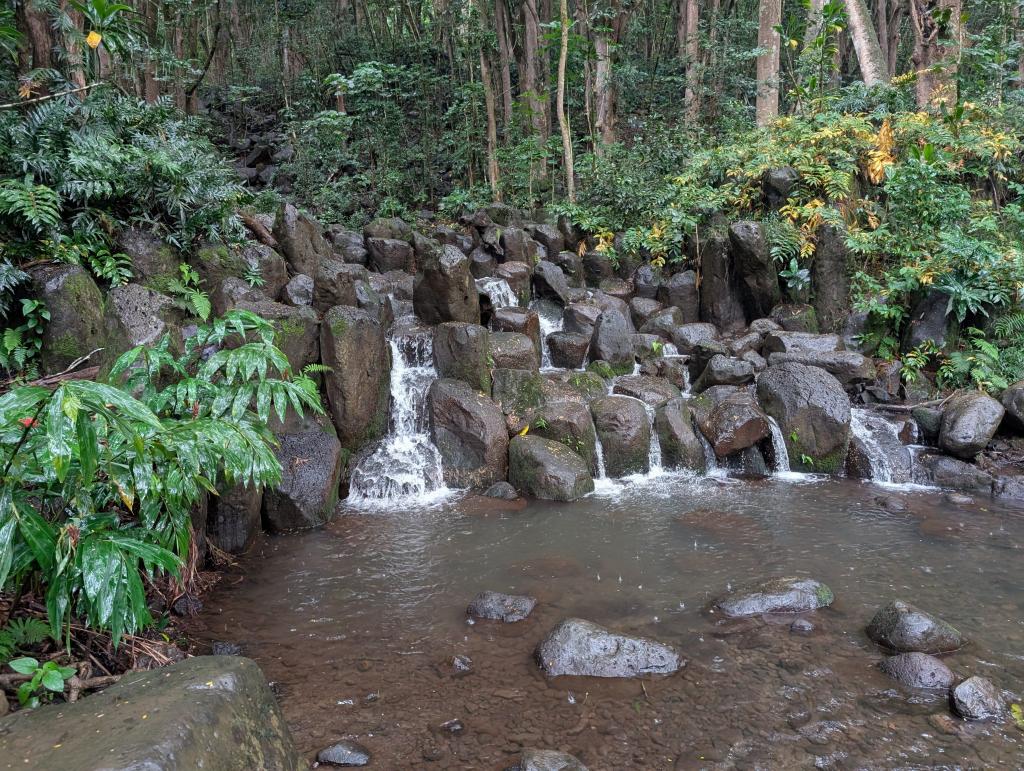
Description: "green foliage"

(938, 327), (1013, 394)
(0, 311), (323, 645)
(7, 656), (76, 708)
(0, 299), (49, 377)
(0, 259), (28, 320)
(0, 617), (49, 662)
(164, 263), (211, 321)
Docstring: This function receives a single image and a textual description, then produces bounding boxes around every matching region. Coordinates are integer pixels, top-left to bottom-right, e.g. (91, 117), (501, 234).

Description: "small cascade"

(346, 323), (450, 507)
(849, 408), (904, 484)
(531, 299), (564, 370)
(642, 402), (663, 474)
(476, 277), (519, 310)
(697, 431), (722, 477)
(766, 417), (791, 474)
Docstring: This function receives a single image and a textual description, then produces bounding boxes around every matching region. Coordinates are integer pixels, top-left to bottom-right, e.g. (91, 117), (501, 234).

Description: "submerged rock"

(318, 740), (372, 766)
(866, 600), (963, 653)
(514, 748), (589, 771)
(879, 653), (955, 690)
(950, 676), (1005, 721)
(715, 577), (834, 617)
(484, 481), (519, 500)
(535, 618), (683, 678)
(467, 591), (537, 622)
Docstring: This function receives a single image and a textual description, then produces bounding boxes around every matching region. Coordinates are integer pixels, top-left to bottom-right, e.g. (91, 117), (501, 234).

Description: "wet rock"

(790, 618), (814, 635)
(629, 297), (664, 328)
(282, 274), (314, 306)
(902, 291), (952, 352)
(810, 224), (851, 332)
(106, 283), (181, 347)
(263, 426), (343, 532)
(492, 368), (546, 420)
(591, 396), (651, 477)
(496, 262), (532, 304)
(325, 225), (368, 265)
(207, 481), (262, 554)
(492, 332), (541, 370)
(715, 577), (834, 617)
(763, 331), (839, 355)
(670, 322), (719, 354)
(612, 375), (681, 408)
(433, 322), (492, 393)
(728, 221), (780, 318)
(437, 718), (464, 735)
(318, 740), (371, 766)
(656, 398), (706, 472)
(598, 277), (633, 302)
(696, 227), (746, 332)
(508, 435), (594, 501)
(533, 261), (573, 305)
(274, 202), (331, 277)
(756, 362), (851, 473)
(484, 481), (519, 500)
(321, 307), (390, 451)
(414, 241), (481, 325)
(470, 247), (497, 278)
(0, 656), (301, 770)
(364, 216), (413, 242)
(313, 259), (368, 312)
(533, 401), (599, 474)
(640, 356), (692, 391)
(547, 331), (590, 369)
(1001, 380), (1024, 433)
(467, 591), (537, 622)
(515, 748), (589, 771)
(535, 618), (683, 678)
(692, 387), (770, 459)
(911, 405), (942, 442)
(879, 652), (955, 690)
(563, 302), (602, 338)
(938, 391), (1005, 459)
(492, 307), (542, 353)
(657, 270), (699, 322)
(845, 411), (913, 484)
(692, 354), (755, 393)
(590, 309), (635, 374)
(950, 676), (1005, 721)
(211, 642), (242, 656)
(526, 223), (565, 255)
(639, 307), (683, 340)
(428, 379), (508, 488)
(354, 279), (393, 328)
(767, 351), (874, 386)
(912, 454), (993, 495)
(632, 264), (661, 298)
(866, 600), (963, 653)
(769, 303), (819, 332)
(498, 226), (530, 263)
(366, 236), (414, 273)
(116, 226), (179, 284)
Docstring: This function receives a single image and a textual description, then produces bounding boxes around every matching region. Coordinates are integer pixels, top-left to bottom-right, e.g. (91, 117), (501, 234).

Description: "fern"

(993, 311), (1024, 340)
(0, 259), (28, 320)
(0, 617), (50, 662)
(0, 178), (61, 235)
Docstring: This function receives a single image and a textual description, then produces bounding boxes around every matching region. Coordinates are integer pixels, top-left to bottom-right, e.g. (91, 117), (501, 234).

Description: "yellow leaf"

(86, 30), (103, 49)
(518, 425), (529, 436)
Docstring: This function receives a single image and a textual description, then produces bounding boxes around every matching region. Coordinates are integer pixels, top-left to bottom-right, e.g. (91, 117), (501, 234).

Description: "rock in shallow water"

(535, 618), (683, 678)
(484, 481), (519, 500)
(879, 652), (955, 690)
(513, 748), (589, 771)
(317, 739), (371, 766)
(715, 577), (834, 617)
(866, 600), (963, 654)
(467, 590), (537, 622)
(950, 676), (1005, 721)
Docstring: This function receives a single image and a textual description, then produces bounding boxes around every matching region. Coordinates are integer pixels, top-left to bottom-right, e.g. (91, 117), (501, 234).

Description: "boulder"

(318, 740), (371, 766)
(534, 401), (599, 474)
(492, 307), (541, 353)
(878, 653), (955, 690)
(767, 350), (874, 386)
(321, 306), (391, 451)
(902, 291), (952, 352)
(598, 277), (633, 303)
(526, 223), (565, 255)
(589, 309), (635, 375)
(414, 242), (481, 325)
(692, 387), (770, 459)
(313, 259), (368, 312)
(240, 243), (289, 300)
(0, 656), (300, 770)
(106, 283), (181, 347)
(912, 454), (994, 495)
(769, 303), (819, 332)
(695, 228), (746, 332)
(938, 391), (1005, 459)
(509, 435), (594, 501)
(207, 482), (262, 554)
(495, 262), (532, 305)
(562, 302), (602, 338)
(274, 202), (331, 277)
(551, 251), (585, 286)
(486, 203), (524, 227)
(810, 224), (850, 332)
(670, 322), (719, 354)
(763, 331), (840, 354)
(632, 264), (661, 299)
(590, 396), (650, 477)
(262, 426), (343, 532)
(657, 270), (699, 322)
(756, 362), (851, 473)
(433, 322), (491, 393)
(715, 577), (834, 617)
(116, 227), (179, 285)
(535, 618), (682, 678)
(325, 225), (369, 265)
(846, 411), (914, 484)
(492, 332), (541, 370)
(865, 600), (963, 653)
(656, 398), (706, 472)
(499, 226), (530, 263)
(951, 676), (1005, 721)
(492, 368), (546, 420)
(470, 247), (497, 278)
(629, 297), (664, 328)
(484, 481), (519, 500)
(728, 221), (780, 318)
(467, 590), (537, 622)
(533, 260), (573, 305)
(1001, 380), (1024, 433)
(692, 354), (755, 393)
(366, 237), (415, 273)
(428, 378), (508, 488)
(640, 356), (692, 391)
(363, 216), (413, 242)
(763, 166), (799, 208)
(282, 274), (314, 306)
(639, 307), (684, 340)
(515, 749), (588, 771)
(612, 375), (681, 408)
(547, 331), (590, 369)
(582, 252), (616, 286)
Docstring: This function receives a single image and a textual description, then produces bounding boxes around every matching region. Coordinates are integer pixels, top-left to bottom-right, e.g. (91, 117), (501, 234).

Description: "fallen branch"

(0, 82), (102, 111)
(240, 212), (279, 249)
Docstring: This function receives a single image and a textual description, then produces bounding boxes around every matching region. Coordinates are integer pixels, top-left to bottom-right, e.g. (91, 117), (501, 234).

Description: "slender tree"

(683, 0), (700, 123)
(844, 0), (888, 86)
(910, 0), (962, 106)
(755, 0), (782, 126)
(556, 0), (575, 199)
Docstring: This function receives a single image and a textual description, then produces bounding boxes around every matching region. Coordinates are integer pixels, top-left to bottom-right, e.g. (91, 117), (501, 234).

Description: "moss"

(587, 360), (615, 380)
(276, 316), (306, 340)
(610, 362), (635, 376)
(815, 583), (835, 606)
(51, 333), (84, 360)
(328, 315), (350, 337)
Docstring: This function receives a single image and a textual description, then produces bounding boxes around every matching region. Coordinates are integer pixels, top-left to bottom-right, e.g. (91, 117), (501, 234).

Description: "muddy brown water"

(196, 475), (1024, 768)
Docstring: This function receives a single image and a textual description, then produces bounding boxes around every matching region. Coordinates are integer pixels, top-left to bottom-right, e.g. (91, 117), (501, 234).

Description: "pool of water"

(196, 475), (1024, 768)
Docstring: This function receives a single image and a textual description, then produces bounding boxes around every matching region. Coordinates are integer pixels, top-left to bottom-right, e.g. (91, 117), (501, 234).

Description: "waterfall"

(476, 277), (519, 310)
(346, 324), (450, 507)
(849, 408), (903, 484)
(530, 299), (564, 370)
(766, 417), (791, 474)
(697, 431), (722, 477)
(642, 401), (663, 474)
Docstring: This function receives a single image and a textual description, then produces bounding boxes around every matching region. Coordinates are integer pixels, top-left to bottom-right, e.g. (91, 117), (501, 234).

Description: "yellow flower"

(86, 30), (103, 49)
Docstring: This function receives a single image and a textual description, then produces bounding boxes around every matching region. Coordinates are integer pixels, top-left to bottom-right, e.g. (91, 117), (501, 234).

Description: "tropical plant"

(0, 617), (49, 662)
(6, 656), (76, 708)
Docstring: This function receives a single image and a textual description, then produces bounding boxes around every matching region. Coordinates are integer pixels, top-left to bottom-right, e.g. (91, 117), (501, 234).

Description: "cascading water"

(766, 416), (791, 474)
(642, 401), (663, 474)
(346, 322), (451, 507)
(476, 277), (519, 310)
(849, 408), (914, 485)
(530, 299), (564, 370)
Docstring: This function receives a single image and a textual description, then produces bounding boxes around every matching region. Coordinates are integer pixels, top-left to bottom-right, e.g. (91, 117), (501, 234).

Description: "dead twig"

(240, 212), (279, 249)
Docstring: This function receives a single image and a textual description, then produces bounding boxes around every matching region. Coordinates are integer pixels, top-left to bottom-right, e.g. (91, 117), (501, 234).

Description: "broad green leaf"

(8, 656), (38, 675)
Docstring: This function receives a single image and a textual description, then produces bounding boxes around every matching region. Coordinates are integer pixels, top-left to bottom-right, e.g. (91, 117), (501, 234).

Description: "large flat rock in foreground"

(0, 655), (301, 770)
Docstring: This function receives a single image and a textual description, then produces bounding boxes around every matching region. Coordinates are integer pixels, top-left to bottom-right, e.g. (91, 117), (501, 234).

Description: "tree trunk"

(521, 0), (547, 138)
(875, 0), (889, 76)
(556, 0), (575, 201)
(676, 0), (688, 57)
(683, 0), (700, 122)
(594, 32), (615, 147)
(755, 0), (781, 126)
(910, 0), (961, 107)
(15, 1), (55, 85)
(885, 0), (902, 78)
(495, 0), (514, 132)
(804, 0), (825, 46)
(480, 48), (502, 200)
(844, 0), (888, 86)
(1018, 2), (1024, 88)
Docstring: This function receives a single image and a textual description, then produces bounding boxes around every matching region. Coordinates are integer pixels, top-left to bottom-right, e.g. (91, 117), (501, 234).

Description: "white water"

(346, 327), (452, 508)
(766, 416), (790, 474)
(531, 300), (565, 371)
(476, 277), (519, 310)
(850, 408), (902, 484)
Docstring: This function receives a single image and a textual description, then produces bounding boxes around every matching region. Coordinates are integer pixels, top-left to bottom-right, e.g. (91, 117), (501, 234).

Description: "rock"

(590, 309), (635, 374)
(318, 740), (372, 766)
(756, 362), (851, 473)
(790, 618), (814, 635)
(598, 277), (632, 302)
(366, 237), (414, 273)
(670, 322), (719, 354)
(274, 202), (331, 277)
(632, 265), (661, 298)
(950, 676), (1005, 721)
(313, 259), (368, 312)
(106, 283), (181, 347)
(492, 307), (541, 354)
(763, 331), (839, 354)
(763, 166), (799, 208)
(547, 331), (590, 369)
(629, 297), (664, 328)
(938, 391), (1005, 459)
(1001, 380), (1024, 433)
(321, 306), (391, 451)
(492, 332), (541, 370)
(912, 454), (994, 494)
(591, 396), (651, 477)
(767, 351), (874, 386)
(207, 481), (262, 554)
(993, 471), (1024, 504)
(657, 270), (699, 322)
(325, 225), (369, 265)
(433, 322), (492, 393)
(728, 221), (781, 318)
(878, 653), (955, 690)
(516, 749), (589, 771)
(211, 641), (242, 656)
(484, 481), (519, 500)
(692, 354), (755, 392)
(912, 405), (943, 442)
(695, 227), (746, 332)
(533, 401), (599, 473)
(263, 426), (343, 532)
(526, 223), (565, 255)
(639, 307), (683, 340)
(428, 379), (508, 488)
(0, 690), (7, 718)
(656, 398), (706, 472)
(470, 247), (497, 278)
(582, 252), (615, 286)
(533, 260), (573, 305)
(536, 618), (683, 679)
(353, 279), (393, 327)
(363, 216), (413, 242)
(810, 224), (850, 332)
(492, 368), (546, 419)
(498, 226), (529, 263)
(715, 577), (834, 617)
(282, 274), (314, 306)
(414, 242), (481, 325)
(769, 303), (819, 332)
(495, 262), (532, 304)
(552, 251), (585, 287)
(902, 291), (952, 352)
(846, 412), (914, 484)
(467, 590), (537, 622)
(865, 600), (963, 653)
(486, 203), (524, 227)
(509, 435), (594, 501)
(692, 387), (770, 459)
(116, 227), (179, 285)
(612, 375), (681, 408)
(0, 656), (300, 770)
